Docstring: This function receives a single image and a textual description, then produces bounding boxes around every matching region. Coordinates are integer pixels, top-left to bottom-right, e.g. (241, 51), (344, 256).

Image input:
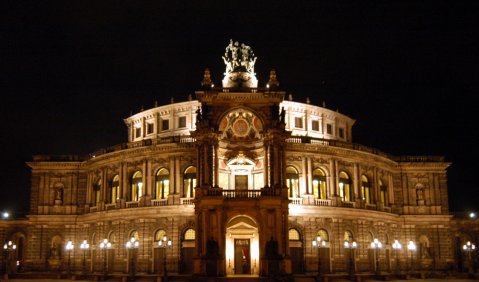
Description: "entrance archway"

(225, 215), (259, 276)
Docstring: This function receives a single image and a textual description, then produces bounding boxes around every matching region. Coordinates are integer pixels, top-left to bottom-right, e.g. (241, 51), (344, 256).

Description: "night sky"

(1, 1), (478, 217)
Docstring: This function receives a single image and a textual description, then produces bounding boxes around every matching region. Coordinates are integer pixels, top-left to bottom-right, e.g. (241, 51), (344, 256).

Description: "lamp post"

(65, 240), (74, 278)
(80, 240), (89, 277)
(392, 240), (402, 275)
(158, 235), (172, 282)
(344, 240), (357, 280)
(370, 238), (382, 277)
(3, 241), (16, 279)
(407, 241), (416, 274)
(462, 241), (476, 275)
(312, 236), (326, 282)
(125, 237), (140, 281)
(99, 239), (111, 279)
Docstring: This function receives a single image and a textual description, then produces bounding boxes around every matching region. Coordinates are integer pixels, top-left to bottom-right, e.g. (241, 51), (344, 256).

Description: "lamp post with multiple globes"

(125, 237), (140, 281)
(392, 239), (402, 275)
(3, 241), (16, 279)
(370, 238), (382, 277)
(158, 235), (172, 282)
(99, 239), (112, 279)
(462, 241), (476, 275)
(80, 240), (89, 277)
(344, 240), (357, 279)
(407, 241), (416, 274)
(65, 240), (74, 277)
(312, 236), (326, 281)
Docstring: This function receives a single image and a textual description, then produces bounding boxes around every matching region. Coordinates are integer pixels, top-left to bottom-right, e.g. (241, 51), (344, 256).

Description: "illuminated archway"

(225, 215), (259, 276)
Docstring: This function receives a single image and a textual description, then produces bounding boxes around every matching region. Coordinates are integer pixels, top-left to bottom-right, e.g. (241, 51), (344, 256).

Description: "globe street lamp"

(407, 241), (416, 274)
(462, 241), (476, 275)
(125, 237), (140, 281)
(65, 240), (74, 278)
(99, 239), (112, 279)
(80, 240), (89, 277)
(312, 236), (326, 281)
(392, 239), (402, 275)
(344, 240), (357, 279)
(3, 241), (16, 279)
(158, 235), (172, 282)
(370, 238), (382, 277)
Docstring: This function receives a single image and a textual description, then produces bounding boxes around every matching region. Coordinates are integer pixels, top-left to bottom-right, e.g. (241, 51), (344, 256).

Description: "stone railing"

(223, 190), (262, 199)
(91, 135), (196, 158)
(105, 203), (116, 210)
(314, 199), (332, 207)
(126, 201), (139, 208)
(151, 199), (168, 206)
(180, 198), (194, 205)
(289, 197), (303, 205)
(285, 137), (445, 162)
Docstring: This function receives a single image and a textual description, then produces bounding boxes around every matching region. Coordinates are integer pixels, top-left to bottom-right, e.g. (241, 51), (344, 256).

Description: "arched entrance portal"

(225, 215), (260, 276)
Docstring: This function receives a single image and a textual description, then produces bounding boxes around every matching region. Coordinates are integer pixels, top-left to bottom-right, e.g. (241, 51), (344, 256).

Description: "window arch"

(184, 229), (195, 241)
(344, 230), (353, 242)
(183, 166), (197, 198)
(317, 229), (329, 242)
(155, 168), (170, 199)
(155, 229), (167, 242)
(360, 175), (372, 204)
(379, 179), (388, 206)
(312, 168), (327, 199)
(110, 175), (120, 204)
(94, 179), (102, 204)
(286, 166), (299, 198)
(130, 171), (143, 201)
(338, 171), (352, 202)
(129, 230), (139, 241)
(289, 228), (301, 241)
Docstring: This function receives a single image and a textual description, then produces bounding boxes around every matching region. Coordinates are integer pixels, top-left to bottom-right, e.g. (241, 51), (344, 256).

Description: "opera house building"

(1, 41), (477, 281)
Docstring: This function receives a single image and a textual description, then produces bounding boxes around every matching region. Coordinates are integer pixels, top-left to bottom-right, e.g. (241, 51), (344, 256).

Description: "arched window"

(183, 166), (197, 198)
(110, 175), (119, 204)
(338, 171), (352, 202)
(312, 168), (327, 199)
(155, 229), (167, 242)
(379, 180), (388, 206)
(184, 229), (195, 241)
(289, 229), (301, 241)
(155, 168), (170, 199)
(129, 230), (139, 241)
(360, 175), (372, 204)
(317, 229), (329, 242)
(344, 231), (353, 242)
(286, 166), (299, 198)
(94, 179), (102, 204)
(130, 171), (143, 201)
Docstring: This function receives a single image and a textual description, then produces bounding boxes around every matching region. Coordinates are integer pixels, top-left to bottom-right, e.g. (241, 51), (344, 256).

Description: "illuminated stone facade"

(1, 41), (475, 279)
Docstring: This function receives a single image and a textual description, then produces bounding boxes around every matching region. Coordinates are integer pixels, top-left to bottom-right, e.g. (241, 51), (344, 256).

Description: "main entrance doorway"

(226, 215), (259, 276)
(234, 239), (250, 274)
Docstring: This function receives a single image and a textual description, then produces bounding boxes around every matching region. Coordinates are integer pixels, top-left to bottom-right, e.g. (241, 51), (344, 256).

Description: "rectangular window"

(147, 123), (154, 134)
(178, 116), (187, 128)
(311, 120), (319, 131)
(161, 119), (169, 131)
(339, 128), (344, 138)
(294, 117), (303, 128)
(326, 124), (332, 134)
(135, 127), (142, 138)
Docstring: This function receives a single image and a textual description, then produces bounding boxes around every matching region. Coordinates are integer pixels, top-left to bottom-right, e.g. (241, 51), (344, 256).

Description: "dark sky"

(1, 1), (478, 217)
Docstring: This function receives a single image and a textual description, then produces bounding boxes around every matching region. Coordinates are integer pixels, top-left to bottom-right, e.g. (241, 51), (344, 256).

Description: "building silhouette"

(1, 40), (477, 280)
